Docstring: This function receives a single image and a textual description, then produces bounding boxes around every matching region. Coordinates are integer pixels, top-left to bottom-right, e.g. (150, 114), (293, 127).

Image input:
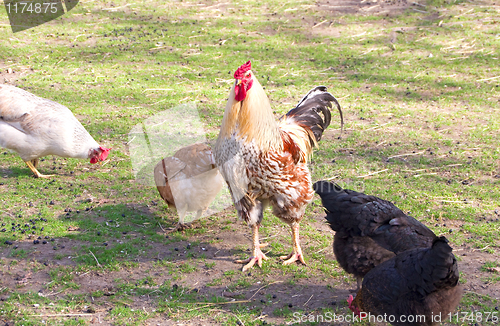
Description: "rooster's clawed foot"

(280, 252), (307, 266)
(235, 249), (268, 272)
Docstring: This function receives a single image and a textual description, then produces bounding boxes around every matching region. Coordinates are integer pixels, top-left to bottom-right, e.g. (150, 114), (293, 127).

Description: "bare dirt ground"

(319, 0), (424, 16)
(1, 209), (499, 325)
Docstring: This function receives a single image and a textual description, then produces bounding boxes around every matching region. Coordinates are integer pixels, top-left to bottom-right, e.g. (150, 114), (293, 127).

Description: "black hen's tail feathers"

(313, 180), (395, 235)
(283, 86), (343, 143)
(400, 236), (459, 299)
(313, 180), (437, 254)
(422, 236), (459, 289)
(312, 180), (348, 231)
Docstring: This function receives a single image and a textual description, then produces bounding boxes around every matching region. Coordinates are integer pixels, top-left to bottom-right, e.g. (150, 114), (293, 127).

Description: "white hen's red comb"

(99, 146), (111, 161)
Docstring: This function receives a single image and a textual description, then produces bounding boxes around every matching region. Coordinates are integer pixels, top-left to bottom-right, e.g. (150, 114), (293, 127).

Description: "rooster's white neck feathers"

(217, 72), (282, 153)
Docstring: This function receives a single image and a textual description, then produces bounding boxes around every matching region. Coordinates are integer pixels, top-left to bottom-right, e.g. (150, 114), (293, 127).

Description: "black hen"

(313, 181), (437, 290)
(348, 236), (462, 326)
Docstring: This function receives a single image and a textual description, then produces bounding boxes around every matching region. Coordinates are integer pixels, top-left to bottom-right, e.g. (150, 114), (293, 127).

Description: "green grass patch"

(0, 0), (499, 324)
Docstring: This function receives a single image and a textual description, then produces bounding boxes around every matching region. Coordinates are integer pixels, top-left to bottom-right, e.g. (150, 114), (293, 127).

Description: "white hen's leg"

(25, 160), (53, 179)
(235, 224), (268, 271)
(280, 222), (306, 266)
(166, 206), (190, 233)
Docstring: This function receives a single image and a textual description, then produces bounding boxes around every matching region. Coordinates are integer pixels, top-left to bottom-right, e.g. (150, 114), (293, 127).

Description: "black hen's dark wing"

(360, 258), (403, 314)
(334, 234), (395, 278)
(370, 213), (436, 254)
(313, 181), (436, 254)
(283, 86), (343, 143)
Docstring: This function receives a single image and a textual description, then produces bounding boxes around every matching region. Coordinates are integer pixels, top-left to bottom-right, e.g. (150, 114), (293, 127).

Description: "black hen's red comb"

(234, 61), (251, 79)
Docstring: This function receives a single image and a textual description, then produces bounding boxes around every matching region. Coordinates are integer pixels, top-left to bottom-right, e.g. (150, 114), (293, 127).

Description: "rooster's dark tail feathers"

(285, 86), (343, 142)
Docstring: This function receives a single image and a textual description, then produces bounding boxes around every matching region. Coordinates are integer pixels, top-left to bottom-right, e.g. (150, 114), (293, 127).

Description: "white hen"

(0, 84), (111, 178)
(154, 143), (224, 232)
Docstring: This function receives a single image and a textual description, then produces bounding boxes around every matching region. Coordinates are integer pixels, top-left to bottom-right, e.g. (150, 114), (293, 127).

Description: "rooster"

(154, 143), (224, 232)
(313, 180), (436, 291)
(214, 61), (343, 271)
(0, 84), (110, 178)
(348, 236), (462, 326)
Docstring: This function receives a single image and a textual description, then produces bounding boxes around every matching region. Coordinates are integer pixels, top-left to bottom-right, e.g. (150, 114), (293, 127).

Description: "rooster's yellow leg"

(280, 222), (306, 266)
(25, 160), (54, 179)
(235, 224), (268, 271)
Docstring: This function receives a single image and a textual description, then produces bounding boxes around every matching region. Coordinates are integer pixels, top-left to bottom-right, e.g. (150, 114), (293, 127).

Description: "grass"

(1, 0), (500, 324)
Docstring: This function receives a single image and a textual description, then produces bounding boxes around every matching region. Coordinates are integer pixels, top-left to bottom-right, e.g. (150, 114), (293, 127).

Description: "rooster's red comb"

(234, 61), (252, 79)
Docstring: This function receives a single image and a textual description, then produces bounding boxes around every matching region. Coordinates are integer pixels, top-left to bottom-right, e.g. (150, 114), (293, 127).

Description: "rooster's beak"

(236, 79), (241, 86)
